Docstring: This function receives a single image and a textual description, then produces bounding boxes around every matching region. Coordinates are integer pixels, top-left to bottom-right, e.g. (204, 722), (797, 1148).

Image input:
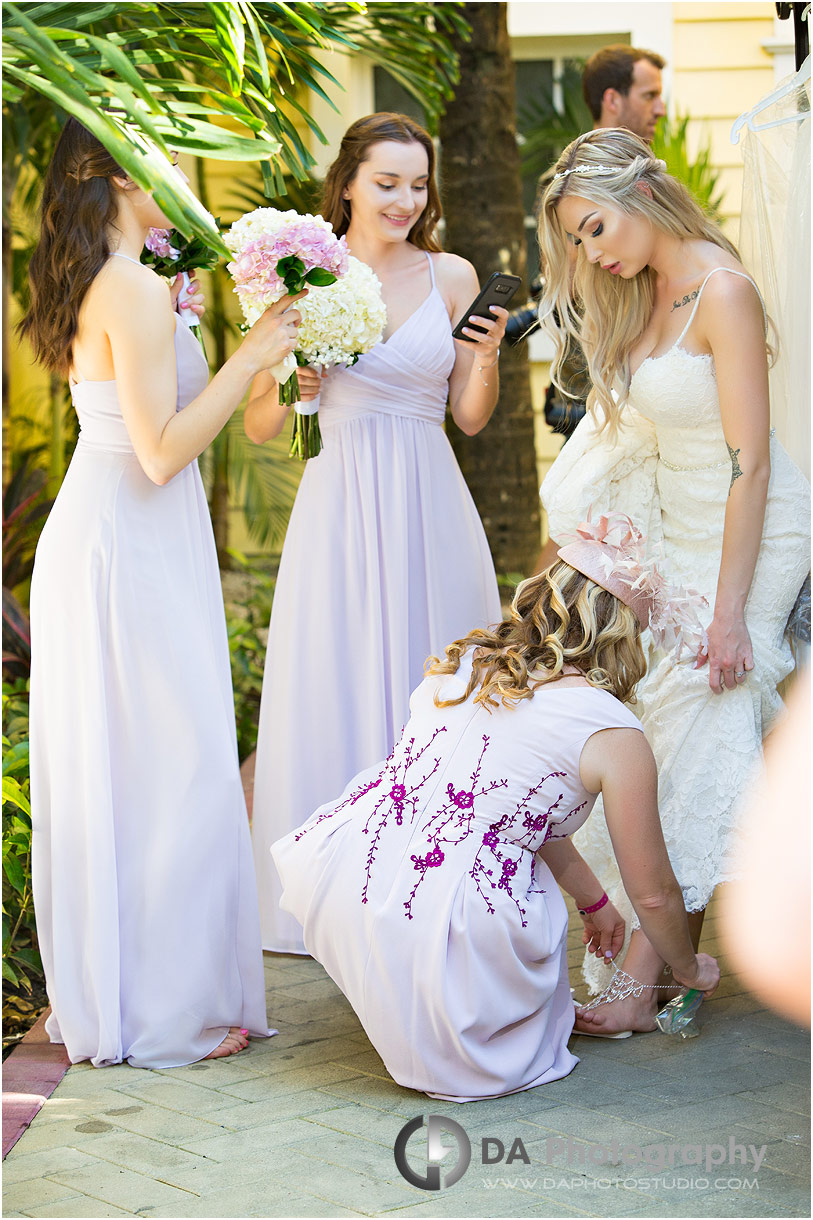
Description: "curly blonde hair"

(427, 560), (646, 711)
(537, 129), (760, 440)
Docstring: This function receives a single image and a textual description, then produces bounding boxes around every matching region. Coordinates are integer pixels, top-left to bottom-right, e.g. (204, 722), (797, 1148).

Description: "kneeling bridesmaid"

(272, 515), (720, 1101)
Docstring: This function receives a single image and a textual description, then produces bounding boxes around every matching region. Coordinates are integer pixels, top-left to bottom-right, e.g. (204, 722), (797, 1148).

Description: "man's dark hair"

(582, 45), (666, 121)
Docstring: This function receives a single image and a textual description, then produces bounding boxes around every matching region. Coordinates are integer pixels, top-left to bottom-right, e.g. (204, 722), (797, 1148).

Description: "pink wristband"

(578, 892), (609, 916)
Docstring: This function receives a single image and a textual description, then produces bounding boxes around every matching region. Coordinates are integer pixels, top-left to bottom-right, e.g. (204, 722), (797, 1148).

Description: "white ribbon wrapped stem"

(177, 271), (199, 329)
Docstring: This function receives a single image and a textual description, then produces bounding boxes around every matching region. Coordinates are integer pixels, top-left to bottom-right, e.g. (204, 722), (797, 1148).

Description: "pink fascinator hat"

(557, 510), (708, 659)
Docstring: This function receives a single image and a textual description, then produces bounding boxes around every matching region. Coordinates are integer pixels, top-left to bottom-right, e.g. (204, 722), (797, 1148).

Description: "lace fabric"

(541, 310), (810, 995)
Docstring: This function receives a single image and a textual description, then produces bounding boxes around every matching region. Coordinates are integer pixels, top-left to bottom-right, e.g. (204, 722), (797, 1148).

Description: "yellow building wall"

(671, 2), (776, 233)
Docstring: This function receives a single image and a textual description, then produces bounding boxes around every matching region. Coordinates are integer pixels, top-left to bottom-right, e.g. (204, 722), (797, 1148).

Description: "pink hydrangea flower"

(225, 209), (350, 326)
(145, 228), (180, 259)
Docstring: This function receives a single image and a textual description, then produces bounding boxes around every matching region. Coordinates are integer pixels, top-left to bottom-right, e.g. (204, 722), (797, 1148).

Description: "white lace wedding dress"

(541, 267), (810, 993)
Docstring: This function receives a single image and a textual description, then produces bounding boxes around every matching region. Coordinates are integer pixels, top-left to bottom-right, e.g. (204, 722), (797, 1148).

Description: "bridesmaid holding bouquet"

(247, 113), (506, 953)
(23, 119), (303, 1067)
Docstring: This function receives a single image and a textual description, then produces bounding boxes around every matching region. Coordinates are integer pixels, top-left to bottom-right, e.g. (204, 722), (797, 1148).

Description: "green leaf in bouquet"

(304, 267), (337, 287)
(276, 253), (305, 279)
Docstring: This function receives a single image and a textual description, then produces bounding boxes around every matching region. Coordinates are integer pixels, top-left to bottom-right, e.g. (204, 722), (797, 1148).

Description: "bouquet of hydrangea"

(288, 256), (387, 458)
(225, 208), (347, 398)
(142, 225), (219, 348)
(225, 208), (385, 460)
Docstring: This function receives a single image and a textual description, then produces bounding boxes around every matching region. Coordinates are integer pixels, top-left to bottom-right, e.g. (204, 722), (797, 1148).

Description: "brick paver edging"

(2, 1009), (70, 1158)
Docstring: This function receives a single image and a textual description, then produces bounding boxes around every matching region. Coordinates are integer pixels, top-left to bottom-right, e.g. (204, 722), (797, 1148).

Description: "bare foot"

(203, 1027), (249, 1059)
(574, 994), (658, 1036)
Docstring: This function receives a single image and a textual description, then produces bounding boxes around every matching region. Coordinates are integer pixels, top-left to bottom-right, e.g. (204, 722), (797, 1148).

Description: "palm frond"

(652, 114), (725, 223)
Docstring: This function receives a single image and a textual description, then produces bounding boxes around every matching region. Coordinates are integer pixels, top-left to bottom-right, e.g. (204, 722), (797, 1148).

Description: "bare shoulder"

(579, 724), (654, 794)
(699, 264), (764, 319)
(698, 267), (766, 356)
(432, 251), (479, 294)
(93, 257), (171, 318)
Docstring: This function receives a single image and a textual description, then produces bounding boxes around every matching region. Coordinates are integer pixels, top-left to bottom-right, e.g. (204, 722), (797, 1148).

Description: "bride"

(538, 128), (809, 1034)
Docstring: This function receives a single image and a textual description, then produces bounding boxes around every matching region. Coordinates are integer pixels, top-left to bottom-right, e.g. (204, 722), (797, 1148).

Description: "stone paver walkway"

(3, 894), (809, 1219)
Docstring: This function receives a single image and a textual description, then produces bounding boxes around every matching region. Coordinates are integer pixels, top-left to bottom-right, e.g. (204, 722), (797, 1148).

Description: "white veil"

(736, 62), (811, 480)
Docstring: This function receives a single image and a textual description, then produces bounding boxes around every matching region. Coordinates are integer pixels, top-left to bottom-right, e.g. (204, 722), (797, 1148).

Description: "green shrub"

(2, 680), (42, 994)
(222, 555), (276, 763)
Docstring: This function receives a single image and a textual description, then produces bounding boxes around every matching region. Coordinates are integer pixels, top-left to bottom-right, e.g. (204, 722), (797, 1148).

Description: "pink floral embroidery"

(295, 725), (593, 926)
(293, 747), (396, 843)
(543, 800), (589, 841)
(469, 773), (570, 925)
(360, 728), (447, 904)
(404, 735), (508, 919)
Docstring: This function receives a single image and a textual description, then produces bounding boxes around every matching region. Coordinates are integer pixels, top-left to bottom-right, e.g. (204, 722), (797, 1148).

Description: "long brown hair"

(320, 112), (442, 252)
(427, 560), (646, 710)
(18, 119), (124, 375)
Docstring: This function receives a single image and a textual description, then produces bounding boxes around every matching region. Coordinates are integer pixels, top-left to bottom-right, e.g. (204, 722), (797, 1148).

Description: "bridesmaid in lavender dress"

(247, 114), (505, 953)
(24, 120), (301, 1068)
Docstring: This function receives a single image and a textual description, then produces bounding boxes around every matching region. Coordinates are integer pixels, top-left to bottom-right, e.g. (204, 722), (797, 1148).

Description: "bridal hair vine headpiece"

(556, 510), (708, 660)
(553, 164), (618, 181)
(553, 158), (667, 182)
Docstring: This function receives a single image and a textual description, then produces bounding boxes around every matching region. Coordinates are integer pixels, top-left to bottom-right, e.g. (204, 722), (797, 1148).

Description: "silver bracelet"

(476, 348), (500, 387)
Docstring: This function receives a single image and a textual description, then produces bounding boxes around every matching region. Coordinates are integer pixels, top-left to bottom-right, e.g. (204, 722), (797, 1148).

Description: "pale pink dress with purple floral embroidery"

(272, 651), (643, 1102)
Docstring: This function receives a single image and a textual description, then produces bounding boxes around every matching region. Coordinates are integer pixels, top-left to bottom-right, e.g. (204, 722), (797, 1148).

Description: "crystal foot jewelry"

(578, 966), (677, 1013)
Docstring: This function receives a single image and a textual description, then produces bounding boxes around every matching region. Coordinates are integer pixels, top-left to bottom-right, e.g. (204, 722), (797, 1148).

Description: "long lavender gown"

(251, 252), (502, 952)
(30, 281), (268, 1068)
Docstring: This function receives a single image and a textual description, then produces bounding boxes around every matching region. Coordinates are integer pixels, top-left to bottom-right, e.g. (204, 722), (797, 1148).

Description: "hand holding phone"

(452, 272), (522, 342)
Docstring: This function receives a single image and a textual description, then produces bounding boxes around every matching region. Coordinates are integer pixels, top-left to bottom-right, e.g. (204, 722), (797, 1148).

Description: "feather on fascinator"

(557, 511), (708, 660)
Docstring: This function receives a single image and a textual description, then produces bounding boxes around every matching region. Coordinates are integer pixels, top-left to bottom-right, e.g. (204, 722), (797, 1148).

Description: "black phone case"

(451, 272), (522, 341)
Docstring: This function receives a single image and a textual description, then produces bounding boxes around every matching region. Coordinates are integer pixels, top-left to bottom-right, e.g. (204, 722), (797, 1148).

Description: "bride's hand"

(697, 609), (754, 693)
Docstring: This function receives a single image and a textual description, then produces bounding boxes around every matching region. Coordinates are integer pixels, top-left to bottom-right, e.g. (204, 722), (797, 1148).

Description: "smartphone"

(451, 271), (522, 341)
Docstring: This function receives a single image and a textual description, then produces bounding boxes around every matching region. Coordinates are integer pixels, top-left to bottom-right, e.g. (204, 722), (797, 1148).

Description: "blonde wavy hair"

(537, 129), (760, 439)
(426, 560), (646, 711)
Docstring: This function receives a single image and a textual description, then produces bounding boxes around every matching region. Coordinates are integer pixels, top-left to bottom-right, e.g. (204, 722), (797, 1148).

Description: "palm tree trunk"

(439, 1), (540, 576)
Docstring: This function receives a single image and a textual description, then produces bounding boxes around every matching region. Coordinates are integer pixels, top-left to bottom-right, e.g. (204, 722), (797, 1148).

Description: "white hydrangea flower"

(296, 256), (387, 367)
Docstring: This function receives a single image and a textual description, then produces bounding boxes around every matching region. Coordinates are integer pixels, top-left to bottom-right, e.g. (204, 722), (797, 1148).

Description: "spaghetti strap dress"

(251, 252), (502, 953)
(272, 654), (645, 1102)
(29, 259), (269, 1067)
(541, 266), (810, 992)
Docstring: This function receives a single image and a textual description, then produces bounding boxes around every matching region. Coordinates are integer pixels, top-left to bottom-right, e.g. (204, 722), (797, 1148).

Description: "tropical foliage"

(517, 60), (592, 183)
(651, 113), (724, 224)
(2, 681), (39, 996)
(2, 2), (467, 252)
(222, 556), (277, 761)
